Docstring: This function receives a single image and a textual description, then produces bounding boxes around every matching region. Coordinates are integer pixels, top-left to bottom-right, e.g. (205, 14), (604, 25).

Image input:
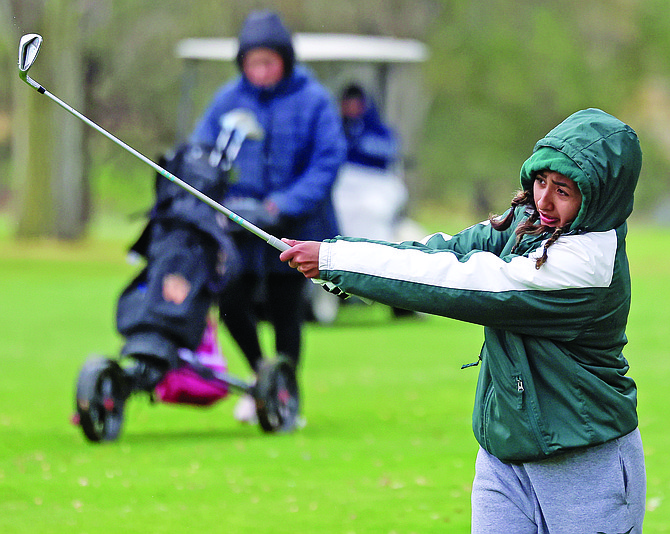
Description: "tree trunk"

(11, 0), (89, 240)
(14, 74), (56, 238)
(49, 0), (88, 240)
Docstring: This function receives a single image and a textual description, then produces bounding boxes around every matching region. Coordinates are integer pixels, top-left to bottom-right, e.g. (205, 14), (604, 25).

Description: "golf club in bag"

(17, 33), (319, 440)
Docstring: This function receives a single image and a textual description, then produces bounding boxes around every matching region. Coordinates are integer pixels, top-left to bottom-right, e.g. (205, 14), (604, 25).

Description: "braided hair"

(489, 189), (568, 270)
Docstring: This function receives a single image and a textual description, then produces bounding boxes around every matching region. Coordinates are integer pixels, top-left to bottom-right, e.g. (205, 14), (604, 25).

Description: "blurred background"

(2, 0), (670, 241)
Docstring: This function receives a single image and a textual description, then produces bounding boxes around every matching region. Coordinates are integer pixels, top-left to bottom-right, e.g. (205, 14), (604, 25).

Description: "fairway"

(0, 222), (668, 533)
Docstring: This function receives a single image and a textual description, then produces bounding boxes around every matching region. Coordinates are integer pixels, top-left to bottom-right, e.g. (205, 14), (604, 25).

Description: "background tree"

(4, 0), (88, 238)
(2, 0), (670, 239)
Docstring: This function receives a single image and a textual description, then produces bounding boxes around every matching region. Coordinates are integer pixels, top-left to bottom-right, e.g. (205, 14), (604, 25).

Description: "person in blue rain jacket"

(191, 9), (346, 427)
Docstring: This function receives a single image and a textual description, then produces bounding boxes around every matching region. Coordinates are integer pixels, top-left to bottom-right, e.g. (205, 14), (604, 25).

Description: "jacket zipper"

(514, 374), (550, 456)
(515, 376), (524, 410)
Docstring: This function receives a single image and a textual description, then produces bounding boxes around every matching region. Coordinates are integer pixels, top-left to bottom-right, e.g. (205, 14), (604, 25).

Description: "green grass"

(0, 222), (669, 533)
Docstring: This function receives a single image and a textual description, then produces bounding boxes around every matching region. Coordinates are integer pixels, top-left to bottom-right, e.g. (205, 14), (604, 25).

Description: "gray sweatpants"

(471, 428), (646, 534)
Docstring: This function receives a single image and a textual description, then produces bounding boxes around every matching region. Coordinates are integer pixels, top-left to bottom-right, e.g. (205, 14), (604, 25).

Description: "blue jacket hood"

(236, 10), (295, 75)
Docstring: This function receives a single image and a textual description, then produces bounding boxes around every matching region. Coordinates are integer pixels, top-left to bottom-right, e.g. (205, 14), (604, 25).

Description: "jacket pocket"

(477, 372), (548, 462)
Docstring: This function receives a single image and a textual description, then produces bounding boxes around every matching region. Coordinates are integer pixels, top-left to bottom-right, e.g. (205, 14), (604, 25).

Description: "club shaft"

(28, 78), (289, 252)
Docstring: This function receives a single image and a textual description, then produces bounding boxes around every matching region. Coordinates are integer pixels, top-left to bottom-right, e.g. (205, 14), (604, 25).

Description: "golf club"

(217, 109), (265, 164)
(17, 33), (288, 252)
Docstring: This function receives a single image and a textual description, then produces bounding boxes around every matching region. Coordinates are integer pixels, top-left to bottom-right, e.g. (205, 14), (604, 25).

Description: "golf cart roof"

(175, 33), (429, 63)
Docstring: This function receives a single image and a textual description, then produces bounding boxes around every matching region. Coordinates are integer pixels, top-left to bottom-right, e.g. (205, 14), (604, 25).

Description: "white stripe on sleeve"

(320, 230), (617, 292)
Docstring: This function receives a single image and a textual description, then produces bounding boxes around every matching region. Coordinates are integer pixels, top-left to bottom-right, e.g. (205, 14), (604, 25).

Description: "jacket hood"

(236, 10), (295, 75)
(519, 108), (642, 232)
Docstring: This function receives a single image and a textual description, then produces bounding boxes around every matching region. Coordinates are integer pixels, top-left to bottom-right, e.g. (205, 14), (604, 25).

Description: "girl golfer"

(280, 108), (646, 533)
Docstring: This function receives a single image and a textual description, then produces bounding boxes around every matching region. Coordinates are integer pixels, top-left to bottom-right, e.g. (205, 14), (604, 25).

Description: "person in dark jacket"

(336, 83), (415, 319)
(340, 83), (399, 171)
(334, 83), (407, 241)
(190, 10), (346, 426)
(279, 109), (646, 532)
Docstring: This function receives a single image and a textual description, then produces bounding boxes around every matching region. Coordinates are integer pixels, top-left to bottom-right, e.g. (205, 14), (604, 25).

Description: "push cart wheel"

(255, 357), (300, 433)
(75, 357), (127, 442)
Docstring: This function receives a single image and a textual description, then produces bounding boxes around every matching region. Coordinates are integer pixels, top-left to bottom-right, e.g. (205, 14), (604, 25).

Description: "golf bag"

(116, 142), (240, 371)
(74, 139), (300, 442)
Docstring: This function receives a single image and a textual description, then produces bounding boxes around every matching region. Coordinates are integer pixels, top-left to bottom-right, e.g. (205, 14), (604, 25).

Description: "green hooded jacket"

(318, 108), (642, 462)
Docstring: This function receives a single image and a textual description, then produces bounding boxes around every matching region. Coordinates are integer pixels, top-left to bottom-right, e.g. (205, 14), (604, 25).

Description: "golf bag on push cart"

(74, 117), (300, 443)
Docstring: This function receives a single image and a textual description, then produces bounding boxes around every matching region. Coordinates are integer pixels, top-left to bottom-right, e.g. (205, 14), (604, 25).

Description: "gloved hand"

(224, 197), (283, 233)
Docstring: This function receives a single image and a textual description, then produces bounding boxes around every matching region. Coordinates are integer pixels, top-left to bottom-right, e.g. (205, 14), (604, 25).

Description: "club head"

(221, 109), (265, 141)
(18, 34), (43, 81)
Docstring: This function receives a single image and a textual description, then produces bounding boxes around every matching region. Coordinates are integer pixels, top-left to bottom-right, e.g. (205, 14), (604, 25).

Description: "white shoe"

(233, 394), (258, 424)
(295, 415), (307, 430)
